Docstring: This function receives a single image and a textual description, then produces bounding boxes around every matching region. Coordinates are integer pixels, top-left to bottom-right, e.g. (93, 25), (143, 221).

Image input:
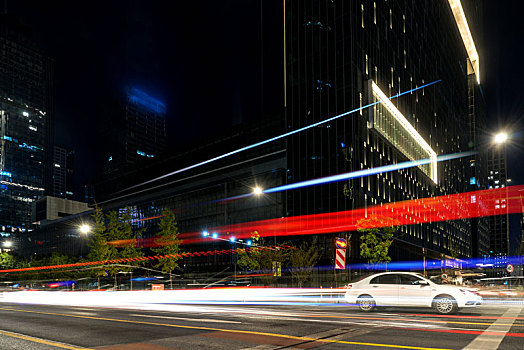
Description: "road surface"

(0, 302), (522, 349)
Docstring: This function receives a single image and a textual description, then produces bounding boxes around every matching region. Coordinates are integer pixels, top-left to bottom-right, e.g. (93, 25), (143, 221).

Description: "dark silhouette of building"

(487, 142), (510, 277)
(100, 87), (166, 175)
(52, 146), (74, 200)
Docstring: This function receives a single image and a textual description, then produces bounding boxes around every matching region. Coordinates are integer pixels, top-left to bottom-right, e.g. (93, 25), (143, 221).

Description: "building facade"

(0, 15), (54, 246)
(101, 87), (166, 175)
(284, 0), (486, 262)
(486, 143), (510, 276)
(52, 146), (75, 200)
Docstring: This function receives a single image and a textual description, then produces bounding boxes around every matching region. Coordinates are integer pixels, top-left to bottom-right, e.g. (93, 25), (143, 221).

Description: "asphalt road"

(0, 302), (522, 349)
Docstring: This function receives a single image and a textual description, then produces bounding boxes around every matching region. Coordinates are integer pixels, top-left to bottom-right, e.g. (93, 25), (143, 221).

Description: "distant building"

(32, 196), (90, 224)
(52, 146), (75, 200)
(487, 143), (510, 276)
(101, 87), (166, 175)
(0, 15), (54, 245)
(25, 209), (93, 258)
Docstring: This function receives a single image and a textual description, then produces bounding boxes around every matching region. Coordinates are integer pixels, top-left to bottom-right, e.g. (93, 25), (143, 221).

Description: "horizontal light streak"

(123, 80), (441, 192)
(448, 0), (480, 84)
(264, 152), (469, 194)
(0, 245), (293, 274)
(180, 185), (524, 244)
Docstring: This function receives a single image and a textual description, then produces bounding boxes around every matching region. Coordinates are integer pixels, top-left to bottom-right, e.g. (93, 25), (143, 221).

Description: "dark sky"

(5, 0), (284, 189)
(5, 1), (524, 250)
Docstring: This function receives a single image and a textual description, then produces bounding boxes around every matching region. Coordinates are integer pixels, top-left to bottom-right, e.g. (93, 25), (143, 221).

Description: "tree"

(358, 217), (397, 264)
(237, 232), (287, 286)
(117, 207), (144, 269)
(151, 209), (182, 289)
(30, 252), (76, 280)
(0, 252), (27, 269)
(86, 205), (114, 283)
(288, 239), (319, 288)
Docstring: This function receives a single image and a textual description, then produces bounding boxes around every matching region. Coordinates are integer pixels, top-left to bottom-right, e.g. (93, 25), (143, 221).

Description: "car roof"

(360, 271), (425, 281)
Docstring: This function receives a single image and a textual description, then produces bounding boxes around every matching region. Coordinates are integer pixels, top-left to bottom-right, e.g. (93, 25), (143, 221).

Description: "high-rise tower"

(0, 15), (54, 243)
(101, 87), (166, 175)
(284, 0), (486, 261)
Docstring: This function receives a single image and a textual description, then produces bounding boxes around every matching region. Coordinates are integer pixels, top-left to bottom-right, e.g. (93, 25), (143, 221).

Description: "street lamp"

(3, 241), (12, 248)
(79, 224), (91, 234)
(253, 186), (263, 196)
(494, 132), (508, 145)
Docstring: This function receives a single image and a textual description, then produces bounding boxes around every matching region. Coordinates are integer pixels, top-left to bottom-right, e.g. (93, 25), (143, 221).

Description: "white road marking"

(130, 313), (242, 324)
(462, 306), (523, 350)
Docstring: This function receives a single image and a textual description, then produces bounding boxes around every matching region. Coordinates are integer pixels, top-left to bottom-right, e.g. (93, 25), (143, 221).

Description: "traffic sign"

(335, 248), (346, 269)
(441, 273), (448, 280)
(507, 264), (514, 273)
(335, 238), (347, 249)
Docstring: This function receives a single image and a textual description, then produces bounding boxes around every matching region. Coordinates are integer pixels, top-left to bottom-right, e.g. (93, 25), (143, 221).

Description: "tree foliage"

(116, 207), (144, 271)
(0, 252), (27, 269)
(288, 239), (319, 288)
(237, 231), (287, 285)
(358, 217), (397, 264)
(86, 206), (144, 280)
(30, 252), (76, 280)
(86, 205), (114, 278)
(152, 209), (182, 277)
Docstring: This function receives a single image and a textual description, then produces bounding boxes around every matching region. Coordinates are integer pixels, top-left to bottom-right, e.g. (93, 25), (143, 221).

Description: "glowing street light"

(211, 232), (218, 239)
(494, 132), (508, 145)
(202, 230), (209, 237)
(79, 224), (91, 234)
(3, 241), (12, 248)
(230, 236), (236, 243)
(253, 186), (263, 196)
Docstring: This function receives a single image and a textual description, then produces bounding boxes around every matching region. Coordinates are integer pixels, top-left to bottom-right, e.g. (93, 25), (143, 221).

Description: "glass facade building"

(487, 145), (509, 261)
(284, 0), (486, 261)
(0, 16), (54, 245)
(102, 87), (166, 175)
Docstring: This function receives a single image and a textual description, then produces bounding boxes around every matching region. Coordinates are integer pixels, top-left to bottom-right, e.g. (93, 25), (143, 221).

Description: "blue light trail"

(264, 152), (475, 194)
(124, 80), (441, 191)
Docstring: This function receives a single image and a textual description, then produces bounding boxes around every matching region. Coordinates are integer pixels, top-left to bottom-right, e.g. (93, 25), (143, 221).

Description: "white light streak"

(448, 0), (480, 84)
(372, 82), (438, 182)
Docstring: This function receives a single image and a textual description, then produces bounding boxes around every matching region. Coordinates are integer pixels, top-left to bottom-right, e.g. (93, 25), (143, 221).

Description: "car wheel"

(433, 295), (458, 314)
(357, 295), (376, 312)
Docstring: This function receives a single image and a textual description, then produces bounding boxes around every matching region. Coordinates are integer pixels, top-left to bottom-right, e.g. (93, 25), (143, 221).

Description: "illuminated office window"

(371, 81), (437, 182)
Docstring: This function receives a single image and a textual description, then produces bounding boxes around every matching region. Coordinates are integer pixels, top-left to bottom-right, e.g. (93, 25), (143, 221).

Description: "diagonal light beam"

(122, 80), (441, 192)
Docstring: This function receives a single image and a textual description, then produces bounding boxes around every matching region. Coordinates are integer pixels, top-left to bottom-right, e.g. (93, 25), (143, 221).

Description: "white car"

(345, 272), (482, 314)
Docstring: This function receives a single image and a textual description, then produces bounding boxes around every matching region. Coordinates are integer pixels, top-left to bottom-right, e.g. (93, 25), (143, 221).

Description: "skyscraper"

(52, 145), (74, 200)
(487, 143), (509, 257)
(101, 87), (166, 175)
(284, 0), (485, 261)
(0, 15), (54, 242)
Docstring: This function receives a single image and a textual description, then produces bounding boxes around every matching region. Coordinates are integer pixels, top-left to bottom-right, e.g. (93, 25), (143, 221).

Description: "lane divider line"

(0, 306), (452, 350)
(0, 329), (91, 349)
(462, 307), (524, 349)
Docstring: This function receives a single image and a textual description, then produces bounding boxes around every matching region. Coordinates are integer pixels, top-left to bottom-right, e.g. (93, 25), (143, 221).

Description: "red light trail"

(0, 245), (292, 274)
(167, 185), (522, 245)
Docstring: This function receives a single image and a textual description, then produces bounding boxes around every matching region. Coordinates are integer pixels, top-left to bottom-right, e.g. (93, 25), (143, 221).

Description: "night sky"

(5, 1), (524, 249)
(5, 0), (284, 188)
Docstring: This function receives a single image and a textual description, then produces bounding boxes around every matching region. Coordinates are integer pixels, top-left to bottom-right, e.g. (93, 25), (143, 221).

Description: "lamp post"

(78, 224), (91, 258)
